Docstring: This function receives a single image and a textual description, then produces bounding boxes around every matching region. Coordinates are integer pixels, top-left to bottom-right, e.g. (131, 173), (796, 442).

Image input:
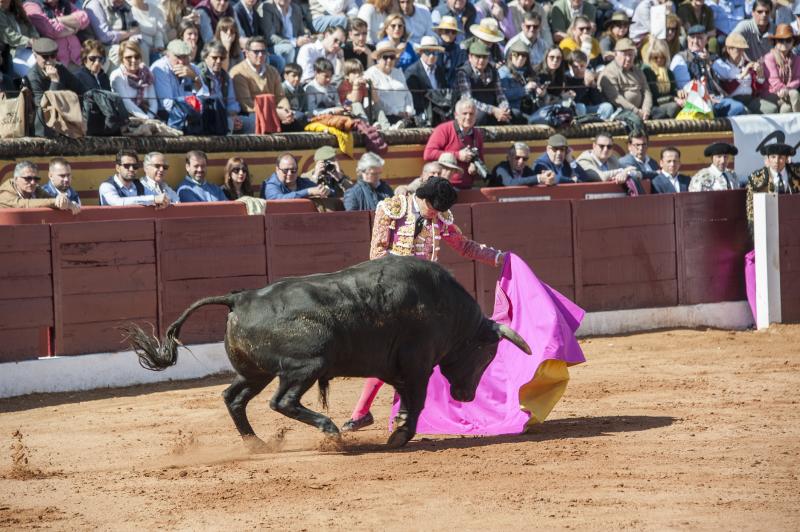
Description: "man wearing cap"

(598, 38), (654, 120)
(533, 134), (591, 184)
(549, 0), (596, 44)
(746, 142), (800, 233)
(424, 98), (484, 189)
(405, 37), (448, 118)
(455, 41), (512, 125)
(651, 146), (691, 194)
(437, 153), (463, 182)
(304, 146), (352, 198)
(151, 39), (207, 119)
(342, 176), (506, 432)
(689, 143), (740, 191)
(0, 161), (79, 213)
(504, 11), (548, 67)
(433, 16), (468, 85)
(432, 0), (478, 44)
(491, 142), (552, 186)
(24, 38), (88, 138)
(671, 24), (747, 117)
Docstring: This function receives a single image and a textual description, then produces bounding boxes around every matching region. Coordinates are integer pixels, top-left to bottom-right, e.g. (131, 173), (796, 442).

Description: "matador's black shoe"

(341, 412), (374, 432)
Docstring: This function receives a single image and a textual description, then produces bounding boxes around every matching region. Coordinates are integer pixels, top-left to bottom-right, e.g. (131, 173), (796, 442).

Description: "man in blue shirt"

(99, 150), (172, 207)
(177, 150), (227, 202)
(260, 153), (331, 200)
(532, 134), (591, 184)
(42, 157), (81, 205)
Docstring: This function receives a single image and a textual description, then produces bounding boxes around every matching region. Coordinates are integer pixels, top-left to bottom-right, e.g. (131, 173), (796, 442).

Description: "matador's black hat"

(416, 176), (458, 212)
(704, 143), (738, 157)
(760, 143), (796, 157)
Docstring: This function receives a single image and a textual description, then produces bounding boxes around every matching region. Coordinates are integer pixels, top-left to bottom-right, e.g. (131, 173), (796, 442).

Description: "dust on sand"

(1, 326), (799, 530)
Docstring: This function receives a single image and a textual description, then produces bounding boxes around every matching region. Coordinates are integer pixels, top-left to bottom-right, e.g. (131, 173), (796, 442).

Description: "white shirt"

(424, 63), (438, 90)
(770, 168), (790, 192)
(99, 175), (157, 206)
(296, 40), (343, 83)
(141, 176), (179, 203)
(364, 65), (414, 116)
(664, 173), (682, 193)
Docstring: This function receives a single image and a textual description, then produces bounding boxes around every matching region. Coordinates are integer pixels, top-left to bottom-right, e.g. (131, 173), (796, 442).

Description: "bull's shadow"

(334, 415), (675, 455)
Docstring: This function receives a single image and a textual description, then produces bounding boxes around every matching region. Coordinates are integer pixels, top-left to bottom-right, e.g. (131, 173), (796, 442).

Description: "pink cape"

(391, 253), (586, 435)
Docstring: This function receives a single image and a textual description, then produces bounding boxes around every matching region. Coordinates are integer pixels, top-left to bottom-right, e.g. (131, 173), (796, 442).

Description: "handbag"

(0, 92), (26, 138)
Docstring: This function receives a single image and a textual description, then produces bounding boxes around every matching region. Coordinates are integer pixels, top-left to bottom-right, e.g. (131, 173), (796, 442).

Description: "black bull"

(124, 255), (530, 449)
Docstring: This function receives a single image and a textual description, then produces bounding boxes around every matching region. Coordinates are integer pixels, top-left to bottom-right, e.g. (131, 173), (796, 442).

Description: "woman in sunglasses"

(376, 13), (417, 71)
(110, 40), (157, 119)
(222, 157), (256, 200)
(75, 39), (111, 90)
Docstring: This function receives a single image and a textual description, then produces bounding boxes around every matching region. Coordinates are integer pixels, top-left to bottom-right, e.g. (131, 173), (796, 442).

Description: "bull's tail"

(318, 378), (330, 410)
(121, 294), (237, 371)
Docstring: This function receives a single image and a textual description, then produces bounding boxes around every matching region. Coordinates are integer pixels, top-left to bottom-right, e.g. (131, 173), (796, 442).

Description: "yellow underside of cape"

(520, 359), (570, 431)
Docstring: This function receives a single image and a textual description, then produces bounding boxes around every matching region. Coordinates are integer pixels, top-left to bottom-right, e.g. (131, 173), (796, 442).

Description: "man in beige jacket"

(0, 161), (80, 213)
(598, 38), (653, 121)
(229, 36), (294, 126)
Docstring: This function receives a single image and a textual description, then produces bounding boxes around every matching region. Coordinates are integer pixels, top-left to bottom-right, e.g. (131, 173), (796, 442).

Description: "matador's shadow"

(334, 415), (675, 455)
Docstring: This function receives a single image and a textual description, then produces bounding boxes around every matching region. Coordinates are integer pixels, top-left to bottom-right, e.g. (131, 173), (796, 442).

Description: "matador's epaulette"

(379, 195), (407, 219)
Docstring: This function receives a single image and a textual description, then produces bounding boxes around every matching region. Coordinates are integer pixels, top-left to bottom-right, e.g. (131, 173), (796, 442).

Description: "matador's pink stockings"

(350, 378), (384, 419)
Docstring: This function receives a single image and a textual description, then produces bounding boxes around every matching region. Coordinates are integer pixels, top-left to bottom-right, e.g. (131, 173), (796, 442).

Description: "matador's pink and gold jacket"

(369, 194), (503, 266)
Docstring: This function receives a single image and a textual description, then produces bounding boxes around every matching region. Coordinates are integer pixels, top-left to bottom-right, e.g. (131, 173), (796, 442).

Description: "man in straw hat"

(433, 15), (468, 84)
(405, 36), (448, 118)
(746, 142), (800, 234)
(504, 11), (548, 67)
(671, 24), (748, 117)
(688, 142), (740, 192)
(462, 17), (506, 64)
(455, 40), (512, 125)
(432, 0), (478, 44)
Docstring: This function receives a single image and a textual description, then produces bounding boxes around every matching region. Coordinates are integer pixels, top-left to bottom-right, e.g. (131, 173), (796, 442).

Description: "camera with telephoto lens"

(468, 147), (489, 180)
(318, 161), (338, 190)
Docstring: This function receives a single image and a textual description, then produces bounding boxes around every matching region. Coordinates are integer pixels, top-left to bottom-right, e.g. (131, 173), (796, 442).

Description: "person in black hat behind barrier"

(23, 37), (87, 137)
(689, 142), (740, 191)
(745, 142), (800, 235)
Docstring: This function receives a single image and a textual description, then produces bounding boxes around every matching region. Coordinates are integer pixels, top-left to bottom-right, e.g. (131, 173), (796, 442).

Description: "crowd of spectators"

(4, 0), (800, 137)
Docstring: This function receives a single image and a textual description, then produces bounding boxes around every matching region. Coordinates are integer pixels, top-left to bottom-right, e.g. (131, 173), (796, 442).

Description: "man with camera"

(423, 98), (488, 189)
(305, 146), (353, 198)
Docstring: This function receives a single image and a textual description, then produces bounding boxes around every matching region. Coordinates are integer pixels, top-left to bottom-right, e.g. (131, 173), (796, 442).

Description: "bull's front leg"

(387, 379), (428, 449)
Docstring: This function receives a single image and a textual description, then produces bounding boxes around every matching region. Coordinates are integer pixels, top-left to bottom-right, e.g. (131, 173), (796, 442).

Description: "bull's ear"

(492, 321), (532, 355)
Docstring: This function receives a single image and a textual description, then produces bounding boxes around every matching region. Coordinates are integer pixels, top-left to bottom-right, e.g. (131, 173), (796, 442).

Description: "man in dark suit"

(618, 129), (660, 181)
(234, 0), (261, 39)
(258, 0), (315, 65)
(404, 36), (448, 123)
(651, 146), (691, 194)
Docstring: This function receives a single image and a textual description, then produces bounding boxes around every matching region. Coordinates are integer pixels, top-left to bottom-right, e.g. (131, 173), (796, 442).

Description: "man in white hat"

(433, 16), (468, 84)
(432, 0), (478, 44)
(398, 0), (434, 45)
(405, 36), (447, 120)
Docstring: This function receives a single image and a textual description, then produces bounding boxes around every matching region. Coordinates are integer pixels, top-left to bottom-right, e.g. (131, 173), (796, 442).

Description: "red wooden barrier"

(471, 201), (574, 314)
(779, 195), (800, 323)
(0, 225), (53, 361)
(675, 190), (749, 305)
(157, 216), (268, 344)
(51, 220), (158, 355)
(0, 203), (246, 225)
(266, 210), (371, 282)
(264, 200), (318, 213)
(573, 195), (677, 311)
(479, 182), (630, 203)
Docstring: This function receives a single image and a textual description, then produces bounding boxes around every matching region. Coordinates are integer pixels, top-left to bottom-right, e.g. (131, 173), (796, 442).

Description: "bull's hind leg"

(269, 377), (339, 436)
(222, 373), (273, 452)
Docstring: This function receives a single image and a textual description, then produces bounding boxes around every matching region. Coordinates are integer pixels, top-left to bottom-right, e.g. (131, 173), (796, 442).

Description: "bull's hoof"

(386, 426), (413, 449)
(242, 435), (272, 454)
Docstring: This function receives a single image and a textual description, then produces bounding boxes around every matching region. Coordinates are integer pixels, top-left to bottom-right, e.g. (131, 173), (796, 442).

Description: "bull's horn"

(494, 323), (532, 355)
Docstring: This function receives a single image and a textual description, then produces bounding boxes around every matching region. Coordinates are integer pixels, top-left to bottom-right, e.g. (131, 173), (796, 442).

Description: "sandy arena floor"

(1, 326), (799, 531)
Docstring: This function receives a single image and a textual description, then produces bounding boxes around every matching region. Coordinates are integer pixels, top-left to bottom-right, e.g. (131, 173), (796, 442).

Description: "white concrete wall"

(0, 301), (754, 399)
